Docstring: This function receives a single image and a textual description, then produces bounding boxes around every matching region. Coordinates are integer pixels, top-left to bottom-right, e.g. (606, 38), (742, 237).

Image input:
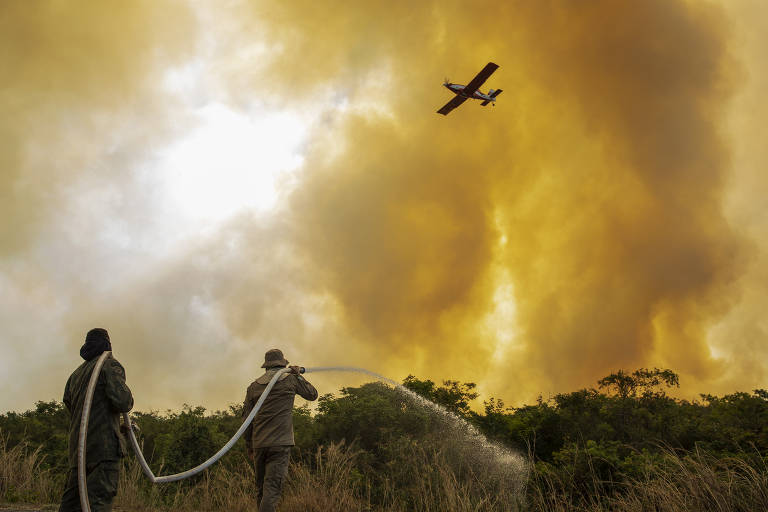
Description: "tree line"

(2, 368), (767, 505)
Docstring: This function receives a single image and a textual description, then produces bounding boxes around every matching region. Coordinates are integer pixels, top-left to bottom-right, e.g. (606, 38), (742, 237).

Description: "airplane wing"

(462, 62), (499, 96)
(436, 95), (468, 115)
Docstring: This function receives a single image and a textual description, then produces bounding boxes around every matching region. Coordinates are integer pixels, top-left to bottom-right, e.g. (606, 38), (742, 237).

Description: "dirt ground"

(0, 505), (133, 511)
(1, 506), (132, 512)
(0, 505), (54, 512)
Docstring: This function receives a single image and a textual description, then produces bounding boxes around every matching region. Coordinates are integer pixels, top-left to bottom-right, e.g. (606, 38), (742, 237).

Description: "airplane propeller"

(443, 77), (451, 86)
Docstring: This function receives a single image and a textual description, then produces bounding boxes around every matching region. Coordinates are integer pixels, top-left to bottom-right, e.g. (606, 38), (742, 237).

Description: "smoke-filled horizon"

(2, 0), (767, 413)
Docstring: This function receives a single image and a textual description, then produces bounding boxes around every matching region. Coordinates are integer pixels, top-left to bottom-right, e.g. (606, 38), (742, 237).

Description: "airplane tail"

(481, 89), (503, 106)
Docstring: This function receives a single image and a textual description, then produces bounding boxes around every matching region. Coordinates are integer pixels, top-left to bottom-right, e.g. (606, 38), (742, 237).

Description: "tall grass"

(281, 443), (370, 511)
(610, 448), (768, 511)
(0, 431), (60, 504)
(527, 445), (768, 512)
(3, 432), (768, 511)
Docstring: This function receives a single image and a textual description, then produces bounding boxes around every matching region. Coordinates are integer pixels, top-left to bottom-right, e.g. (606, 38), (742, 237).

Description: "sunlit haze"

(158, 102), (305, 224)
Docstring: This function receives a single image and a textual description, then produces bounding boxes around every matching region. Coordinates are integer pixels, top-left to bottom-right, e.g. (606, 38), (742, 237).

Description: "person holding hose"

(59, 328), (133, 512)
(242, 348), (318, 512)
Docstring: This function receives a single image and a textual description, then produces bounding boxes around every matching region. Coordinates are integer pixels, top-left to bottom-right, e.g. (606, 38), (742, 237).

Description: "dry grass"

(281, 443), (370, 511)
(609, 449), (768, 512)
(0, 433), (59, 505)
(527, 446), (768, 512)
(4, 433), (768, 511)
(379, 438), (525, 512)
(114, 454), (259, 512)
(2, 438), (522, 511)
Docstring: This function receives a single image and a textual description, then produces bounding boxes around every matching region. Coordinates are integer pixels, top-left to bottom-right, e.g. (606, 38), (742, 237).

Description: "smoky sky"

(249, 0), (751, 394)
(1, 0), (766, 412)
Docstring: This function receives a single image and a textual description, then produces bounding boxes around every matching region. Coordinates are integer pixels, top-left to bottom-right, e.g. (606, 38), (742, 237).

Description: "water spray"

(77, 355), (525, 511)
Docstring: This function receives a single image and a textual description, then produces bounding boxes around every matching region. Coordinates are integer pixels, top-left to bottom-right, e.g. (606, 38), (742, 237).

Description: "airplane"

(436, 62), (502, 116)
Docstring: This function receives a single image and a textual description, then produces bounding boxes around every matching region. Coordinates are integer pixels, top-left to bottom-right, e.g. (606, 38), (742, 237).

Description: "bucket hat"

(261, 348), (289, 368)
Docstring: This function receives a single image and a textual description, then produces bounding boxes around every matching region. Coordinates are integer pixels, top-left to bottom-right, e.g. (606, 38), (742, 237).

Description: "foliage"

(597, 368), (679, 398)
(402, 375), (479, 417)
(0, 400), (69, 475)
(3, 367), (768, 509)
(314, 382), (433, 456)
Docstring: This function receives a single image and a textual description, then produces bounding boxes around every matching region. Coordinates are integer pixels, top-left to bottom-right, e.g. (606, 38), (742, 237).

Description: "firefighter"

(242, 349), (318, 512)
(59, 328), (133, 512)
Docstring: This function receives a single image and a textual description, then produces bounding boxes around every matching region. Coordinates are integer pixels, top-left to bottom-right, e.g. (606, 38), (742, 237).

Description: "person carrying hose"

(59, 328), (133, 512)
(243, 348), (318, 512)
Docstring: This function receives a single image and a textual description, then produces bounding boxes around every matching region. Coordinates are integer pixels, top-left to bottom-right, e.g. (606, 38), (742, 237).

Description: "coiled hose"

(77, 351), (294, 511)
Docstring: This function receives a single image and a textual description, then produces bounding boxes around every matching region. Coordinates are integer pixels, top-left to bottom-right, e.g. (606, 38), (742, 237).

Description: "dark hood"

(80, 328), (112, 361)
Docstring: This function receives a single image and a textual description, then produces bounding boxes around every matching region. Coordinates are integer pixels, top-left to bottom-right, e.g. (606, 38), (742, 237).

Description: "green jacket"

(63, 354), (134, 468)
(243, 369), (318, 449)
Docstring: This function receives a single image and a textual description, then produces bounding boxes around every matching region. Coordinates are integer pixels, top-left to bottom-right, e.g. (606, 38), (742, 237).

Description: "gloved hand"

(288, 365), (302, 375)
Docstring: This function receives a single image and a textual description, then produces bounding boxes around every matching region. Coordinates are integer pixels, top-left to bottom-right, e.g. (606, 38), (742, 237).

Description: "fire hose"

(77, 351), (303, 511)
(77, 354), (429, 511)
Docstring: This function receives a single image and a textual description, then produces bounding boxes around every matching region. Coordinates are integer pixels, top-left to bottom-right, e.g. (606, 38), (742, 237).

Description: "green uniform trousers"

(59, 460), (119, 512)
(254, 446), (291, 512)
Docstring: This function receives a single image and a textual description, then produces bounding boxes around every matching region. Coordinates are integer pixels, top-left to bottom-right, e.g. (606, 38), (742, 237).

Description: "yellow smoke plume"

(1, 0), (766, 411)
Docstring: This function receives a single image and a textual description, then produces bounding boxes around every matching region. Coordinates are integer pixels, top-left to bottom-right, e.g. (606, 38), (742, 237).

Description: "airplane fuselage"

(444, 83), (495, 102)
